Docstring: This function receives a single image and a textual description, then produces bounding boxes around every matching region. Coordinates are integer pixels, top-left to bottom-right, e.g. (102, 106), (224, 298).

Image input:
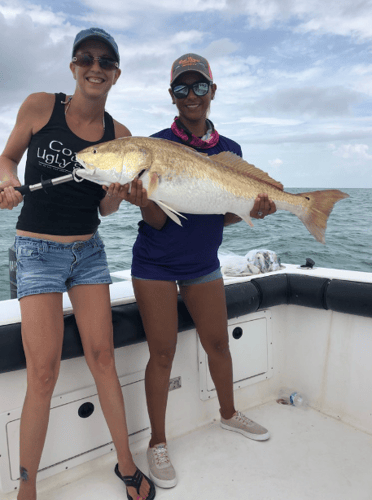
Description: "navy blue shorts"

(14, 232), (112, 299)
(132, 267), (223, 286)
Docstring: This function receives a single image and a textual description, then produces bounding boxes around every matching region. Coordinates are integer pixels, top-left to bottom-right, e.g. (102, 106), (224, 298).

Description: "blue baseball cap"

(72, 27), (120, 65)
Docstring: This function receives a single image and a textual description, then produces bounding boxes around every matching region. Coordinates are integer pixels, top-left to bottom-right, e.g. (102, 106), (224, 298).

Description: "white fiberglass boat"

(0, 261), (372, 500)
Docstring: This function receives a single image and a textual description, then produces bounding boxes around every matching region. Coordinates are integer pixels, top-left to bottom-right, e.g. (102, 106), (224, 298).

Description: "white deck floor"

(5, 401), (372, 500)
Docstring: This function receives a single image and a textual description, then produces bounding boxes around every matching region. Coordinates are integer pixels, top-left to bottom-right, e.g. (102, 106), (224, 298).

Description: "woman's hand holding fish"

(224, 194), (276, 226)
(100, 182), (131, 216)
(120, 178), (149, 207)
(124, 179), (168, 230)
(103, 179), (149, 206)
(250, 194), (276, 219)
(101, 179), (151, 216)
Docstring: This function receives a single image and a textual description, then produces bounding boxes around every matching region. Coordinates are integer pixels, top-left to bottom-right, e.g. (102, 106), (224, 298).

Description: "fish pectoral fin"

(156, 200), (187, 219)
(155, 200), (188, 226)
(238, 214), (254, 228)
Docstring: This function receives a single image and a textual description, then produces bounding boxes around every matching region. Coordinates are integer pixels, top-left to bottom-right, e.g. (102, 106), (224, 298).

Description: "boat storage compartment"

(198, 310), (273, 400)
(0, 370), (150, 493)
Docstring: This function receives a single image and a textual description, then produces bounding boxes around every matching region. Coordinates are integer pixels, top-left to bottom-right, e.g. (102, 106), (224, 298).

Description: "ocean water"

(0, 188), (371, 302)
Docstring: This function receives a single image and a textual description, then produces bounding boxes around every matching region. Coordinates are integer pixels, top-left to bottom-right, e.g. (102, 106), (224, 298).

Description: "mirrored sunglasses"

(72, 54), (119, 70)
(172, 81), (211, 99)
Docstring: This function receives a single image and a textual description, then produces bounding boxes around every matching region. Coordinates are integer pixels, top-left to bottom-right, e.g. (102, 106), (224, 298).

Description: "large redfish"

(76, 137), (349, 243)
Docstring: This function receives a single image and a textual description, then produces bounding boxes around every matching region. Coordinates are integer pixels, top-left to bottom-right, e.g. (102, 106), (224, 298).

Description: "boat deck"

(5, 400), (372, 500)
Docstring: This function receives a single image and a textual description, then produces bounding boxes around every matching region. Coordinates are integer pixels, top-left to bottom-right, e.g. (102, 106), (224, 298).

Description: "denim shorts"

(132, 267), (223, 286)
(14, 232), (112, 299)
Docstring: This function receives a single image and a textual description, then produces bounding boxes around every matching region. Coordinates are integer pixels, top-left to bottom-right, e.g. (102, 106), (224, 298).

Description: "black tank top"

(17, 92), (116, 235)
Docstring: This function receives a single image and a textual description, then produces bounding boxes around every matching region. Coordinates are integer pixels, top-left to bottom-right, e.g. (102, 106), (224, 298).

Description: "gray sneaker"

(220, 411), (270, 441)
(147, 443), (177, 488)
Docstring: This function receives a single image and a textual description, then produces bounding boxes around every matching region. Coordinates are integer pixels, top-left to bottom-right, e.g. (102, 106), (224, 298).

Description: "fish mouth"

(75, 157), (86, 169)
(73, 168), (87, 182)
(75, 157), (96, 172)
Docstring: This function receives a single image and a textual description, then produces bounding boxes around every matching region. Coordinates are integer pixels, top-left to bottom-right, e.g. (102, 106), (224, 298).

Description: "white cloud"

(0, 0), (371, 189)
(203, 38), (240, 58)
(0, 12), (74, 105)
(226, 0), (372, 40)
(224, 117), (302, 126)
(330, 143), (372, 160)
(78, 13), (135, 30)
(269, 158), (283, 167)
(296, 6), (372, 40)
(351, 64), (372, 77)
(269, 67), (323, 84)
(172, 30), (205, 45)
(81, 0), (226, 15)
(4, 0), (372, 41)
(253, 86), (363, 119)
(0, 1), (66, 25)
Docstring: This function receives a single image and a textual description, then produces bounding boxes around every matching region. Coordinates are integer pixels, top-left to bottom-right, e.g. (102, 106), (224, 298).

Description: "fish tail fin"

(297, 190), (349, 244)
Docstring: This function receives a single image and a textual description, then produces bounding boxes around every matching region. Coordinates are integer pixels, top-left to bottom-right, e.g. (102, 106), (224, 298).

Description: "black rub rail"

(1, 274), (372, 374)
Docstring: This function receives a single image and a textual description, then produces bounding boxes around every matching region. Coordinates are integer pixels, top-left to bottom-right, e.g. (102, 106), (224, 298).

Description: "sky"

(0, 0), (371, 188)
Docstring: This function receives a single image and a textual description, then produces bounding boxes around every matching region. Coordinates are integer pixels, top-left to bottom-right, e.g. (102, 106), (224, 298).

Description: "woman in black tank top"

(0, 28), (155, 500)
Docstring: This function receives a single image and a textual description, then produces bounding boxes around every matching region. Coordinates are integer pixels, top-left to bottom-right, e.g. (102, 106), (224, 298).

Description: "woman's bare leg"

(68, 283), (151, 500)
(17, 293), (64, 500)
(180, 279), (236, 419)
(132, 279), (179, 447)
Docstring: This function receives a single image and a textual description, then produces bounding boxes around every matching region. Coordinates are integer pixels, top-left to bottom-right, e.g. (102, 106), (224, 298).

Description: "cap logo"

(170, 53), (213, 83)
(179, 56), (201, 67)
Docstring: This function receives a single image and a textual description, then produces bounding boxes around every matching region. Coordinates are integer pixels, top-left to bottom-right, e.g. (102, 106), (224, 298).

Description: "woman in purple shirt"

(126, 53), (276, 490)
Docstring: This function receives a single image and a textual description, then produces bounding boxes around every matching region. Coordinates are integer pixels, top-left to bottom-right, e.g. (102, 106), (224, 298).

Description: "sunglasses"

(172, 81), (211, 99)
(72, 54), (119, 70)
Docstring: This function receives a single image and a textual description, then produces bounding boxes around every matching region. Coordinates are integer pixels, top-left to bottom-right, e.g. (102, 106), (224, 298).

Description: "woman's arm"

(0, 93), (54, 209)
(113, 119), (131, 139)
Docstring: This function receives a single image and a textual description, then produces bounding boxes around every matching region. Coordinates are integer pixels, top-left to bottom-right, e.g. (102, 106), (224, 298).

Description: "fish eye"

(93, 149), (97, 154)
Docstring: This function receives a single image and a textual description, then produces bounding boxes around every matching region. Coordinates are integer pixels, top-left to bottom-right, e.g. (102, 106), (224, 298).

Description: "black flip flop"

(114, 463), (156, 500)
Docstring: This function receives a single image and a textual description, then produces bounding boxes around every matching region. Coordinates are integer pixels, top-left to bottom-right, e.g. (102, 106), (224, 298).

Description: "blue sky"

(0, 0), (371, 188)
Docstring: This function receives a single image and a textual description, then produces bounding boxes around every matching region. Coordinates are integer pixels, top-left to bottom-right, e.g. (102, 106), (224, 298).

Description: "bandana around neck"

(171, 117), (219, 149)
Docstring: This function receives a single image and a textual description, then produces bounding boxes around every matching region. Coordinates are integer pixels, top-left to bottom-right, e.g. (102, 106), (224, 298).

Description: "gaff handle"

(14, 184), (31, 195)
(13, 174), (75, 195)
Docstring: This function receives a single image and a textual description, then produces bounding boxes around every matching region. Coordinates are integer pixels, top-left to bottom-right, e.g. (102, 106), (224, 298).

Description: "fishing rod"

(13, 169), (85, 195)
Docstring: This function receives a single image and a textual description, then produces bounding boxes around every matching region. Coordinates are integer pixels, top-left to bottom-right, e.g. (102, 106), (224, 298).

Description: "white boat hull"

(0, 264), (371, 498)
